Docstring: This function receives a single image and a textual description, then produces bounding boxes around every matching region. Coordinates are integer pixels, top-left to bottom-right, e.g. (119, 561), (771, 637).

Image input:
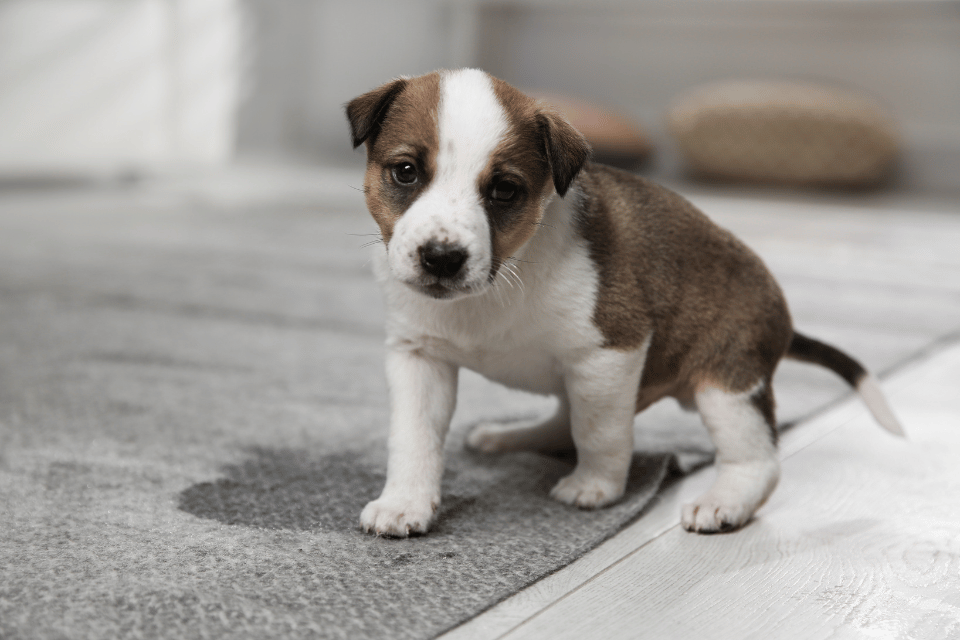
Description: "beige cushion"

(668, 81), (900, 186)
(529, 91), (652, 165)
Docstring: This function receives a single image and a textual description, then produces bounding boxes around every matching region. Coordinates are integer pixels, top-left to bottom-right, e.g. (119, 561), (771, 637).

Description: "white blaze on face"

(388, 69), (511, 292)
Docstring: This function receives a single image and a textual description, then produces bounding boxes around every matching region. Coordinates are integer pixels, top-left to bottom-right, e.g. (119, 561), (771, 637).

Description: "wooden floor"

(442, 192), (960, 640)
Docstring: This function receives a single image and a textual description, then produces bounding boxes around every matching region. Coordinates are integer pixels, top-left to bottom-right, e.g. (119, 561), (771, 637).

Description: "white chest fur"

(373, 195), (604, 396)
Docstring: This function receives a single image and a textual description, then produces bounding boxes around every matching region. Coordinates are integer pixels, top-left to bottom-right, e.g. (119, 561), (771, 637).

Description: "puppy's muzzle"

(418, 240), (468, 280)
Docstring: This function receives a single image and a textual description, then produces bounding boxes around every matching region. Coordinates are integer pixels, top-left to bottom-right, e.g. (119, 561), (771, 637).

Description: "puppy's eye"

(391, 162), (418, 186)
(489, 179), (519, 203)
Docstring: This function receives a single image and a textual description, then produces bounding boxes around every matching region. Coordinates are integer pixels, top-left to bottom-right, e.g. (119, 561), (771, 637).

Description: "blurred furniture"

(667, 80), (900, 187)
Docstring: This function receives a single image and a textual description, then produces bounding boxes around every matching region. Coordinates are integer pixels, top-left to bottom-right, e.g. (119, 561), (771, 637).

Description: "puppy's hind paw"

(467, 422), (504, 453)
(681, 459), (779, 533)
(360, 495), (438, 537)
(466, 414), (573, 454)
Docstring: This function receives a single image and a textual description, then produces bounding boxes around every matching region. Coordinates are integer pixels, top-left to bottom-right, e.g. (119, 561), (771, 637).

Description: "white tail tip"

(857, 374), (906, 437)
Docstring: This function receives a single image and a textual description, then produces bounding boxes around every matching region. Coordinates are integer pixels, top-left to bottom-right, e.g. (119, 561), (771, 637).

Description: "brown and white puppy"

(346, 69), (903, 537)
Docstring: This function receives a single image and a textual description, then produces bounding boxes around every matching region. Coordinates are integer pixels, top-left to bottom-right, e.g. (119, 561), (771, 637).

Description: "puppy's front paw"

(360, 494), (438, 537)
(550, 471), (624, 509)
(680, 496), (752, 533)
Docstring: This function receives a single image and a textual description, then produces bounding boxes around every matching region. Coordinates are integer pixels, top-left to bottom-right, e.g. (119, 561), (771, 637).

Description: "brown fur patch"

(573, 164), (793, 405)
(536, 110), (591, 198)
(489, 78), (590, 195)
(485, 78), (590, 275)
(483, 78), (555, 272)
(349, 73), (442, 243)
(347, 79), (408, 149)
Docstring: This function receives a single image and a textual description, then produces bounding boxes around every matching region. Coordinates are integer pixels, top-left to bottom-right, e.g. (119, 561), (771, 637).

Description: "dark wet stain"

(438, 494), (479, 520)
(179, 447), (674, 536)
(178, 449), (383, 531)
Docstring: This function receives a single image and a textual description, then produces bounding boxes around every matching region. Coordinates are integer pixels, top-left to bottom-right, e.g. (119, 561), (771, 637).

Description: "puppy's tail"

(787, 331), (905, 437)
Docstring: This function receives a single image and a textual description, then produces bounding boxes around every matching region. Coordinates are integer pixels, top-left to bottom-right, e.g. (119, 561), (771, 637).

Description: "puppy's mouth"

(404, 278), (485, 300)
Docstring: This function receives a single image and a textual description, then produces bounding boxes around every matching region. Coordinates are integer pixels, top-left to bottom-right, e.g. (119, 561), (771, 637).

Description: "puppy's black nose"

(418, 241), (468, 279)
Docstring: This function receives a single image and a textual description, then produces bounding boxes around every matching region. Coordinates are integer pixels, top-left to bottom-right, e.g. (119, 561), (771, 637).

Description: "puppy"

(346, 69), (903, 537)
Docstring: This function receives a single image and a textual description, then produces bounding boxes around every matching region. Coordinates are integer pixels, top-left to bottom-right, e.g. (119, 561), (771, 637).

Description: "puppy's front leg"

(550, 348), (646, 509)
(361, 348), (458, 537)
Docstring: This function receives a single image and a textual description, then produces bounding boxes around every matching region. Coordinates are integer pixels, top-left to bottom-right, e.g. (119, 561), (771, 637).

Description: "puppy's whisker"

(495, 266), (519, 306)
(489, 272), (508, 307)
(503, 262), (523, 284)
(500, 264), (515, 285)
(497, 269), (515, 292)
(351, 231), (385, 249)
(501, 262), (524, 294)
(499, 272), (520, 299)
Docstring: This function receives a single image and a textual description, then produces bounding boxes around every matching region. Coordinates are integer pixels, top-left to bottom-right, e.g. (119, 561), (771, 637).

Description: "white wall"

(0, 0), (464, 171)
(0, 0), (243, 172)
(236, 0), (465, 163)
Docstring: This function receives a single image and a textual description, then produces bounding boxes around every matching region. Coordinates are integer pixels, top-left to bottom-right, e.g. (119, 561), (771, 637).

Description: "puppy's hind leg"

(550, 348), (646, 509)
(467, 394), (574, 453)
(682, 381), (781, 533)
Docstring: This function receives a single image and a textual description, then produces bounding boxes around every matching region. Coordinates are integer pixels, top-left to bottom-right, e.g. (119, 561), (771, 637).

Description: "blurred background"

(1, 0), (958, 195)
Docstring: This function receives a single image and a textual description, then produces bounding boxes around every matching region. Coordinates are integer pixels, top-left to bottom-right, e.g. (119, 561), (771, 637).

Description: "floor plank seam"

(877, 327), (960, 379)
(494, 515), (684, 640)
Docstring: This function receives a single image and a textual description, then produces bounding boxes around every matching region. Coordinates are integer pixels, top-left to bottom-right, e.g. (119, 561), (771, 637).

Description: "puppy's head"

(346, 69), (590, 300)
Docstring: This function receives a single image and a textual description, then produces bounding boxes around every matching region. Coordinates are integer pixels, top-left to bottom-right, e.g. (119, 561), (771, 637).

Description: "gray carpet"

(0, 175), (689, 640)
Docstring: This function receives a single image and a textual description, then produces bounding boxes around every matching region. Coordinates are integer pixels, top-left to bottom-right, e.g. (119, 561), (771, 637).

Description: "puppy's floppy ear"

(536, 110), (591, 197)
(346, 78), (408, 148)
